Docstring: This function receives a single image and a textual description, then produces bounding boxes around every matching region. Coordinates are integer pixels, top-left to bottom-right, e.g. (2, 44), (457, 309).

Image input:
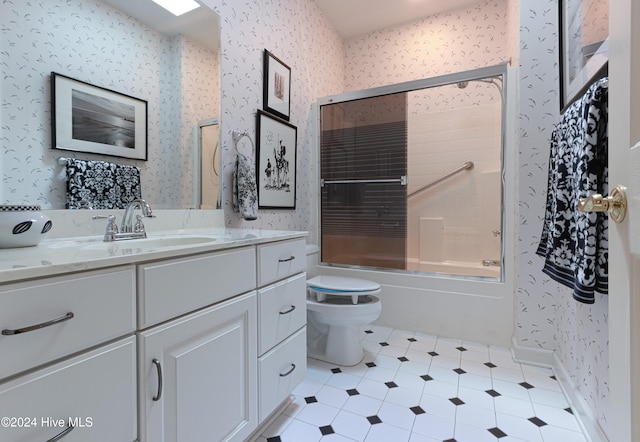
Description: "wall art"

(51, 72), (147, 160)
(256, 110), (296, 209)
(558, 0), (608, 112)
(263, 50), (291, 121)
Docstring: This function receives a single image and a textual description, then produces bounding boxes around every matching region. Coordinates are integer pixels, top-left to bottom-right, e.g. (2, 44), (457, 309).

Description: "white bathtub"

(406, 257), (500, 279)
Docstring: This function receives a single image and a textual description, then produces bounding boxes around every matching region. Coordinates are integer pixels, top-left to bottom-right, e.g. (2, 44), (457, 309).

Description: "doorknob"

(577, 185), (628, 223)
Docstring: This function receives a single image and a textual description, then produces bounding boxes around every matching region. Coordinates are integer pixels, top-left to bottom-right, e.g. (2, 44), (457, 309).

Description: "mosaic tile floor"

(257, 325), (587, 442)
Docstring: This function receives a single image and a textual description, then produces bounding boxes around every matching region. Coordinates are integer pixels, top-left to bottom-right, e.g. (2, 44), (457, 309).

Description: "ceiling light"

(151, 0), (200, 16)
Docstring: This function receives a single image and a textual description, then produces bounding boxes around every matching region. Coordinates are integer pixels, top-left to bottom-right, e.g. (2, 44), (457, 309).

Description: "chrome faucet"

(92, 199), (154, 242)
(121, 199), (153, 233)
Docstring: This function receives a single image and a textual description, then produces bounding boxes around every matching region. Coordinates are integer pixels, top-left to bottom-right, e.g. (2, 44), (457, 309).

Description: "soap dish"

(0, 205), (53, 248)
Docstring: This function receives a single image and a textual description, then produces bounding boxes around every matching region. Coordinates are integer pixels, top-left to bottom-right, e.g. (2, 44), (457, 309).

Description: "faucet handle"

(133, 215), (147, 236)
(92, 215), (118, 241)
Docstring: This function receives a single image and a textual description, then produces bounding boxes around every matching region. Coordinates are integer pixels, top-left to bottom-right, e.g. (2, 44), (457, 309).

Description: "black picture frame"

(263, 49), (291, 121)
(558, 0), (609, 112)
(256, 109), (296, 209)
(51, 72), (148, 160)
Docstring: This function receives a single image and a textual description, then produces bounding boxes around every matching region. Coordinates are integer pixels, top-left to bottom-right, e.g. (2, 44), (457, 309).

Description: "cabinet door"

(139, 292), (257, 442)
(0, 336), (137, 442)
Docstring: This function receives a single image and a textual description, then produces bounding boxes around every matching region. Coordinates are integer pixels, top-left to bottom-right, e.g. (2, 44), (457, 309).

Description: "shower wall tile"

(518, 0), (609, 435)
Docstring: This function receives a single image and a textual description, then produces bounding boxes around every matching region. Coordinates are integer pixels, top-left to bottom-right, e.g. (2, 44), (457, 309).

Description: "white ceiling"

(312, 0), (485, 39)
(102, 0), (220, 51)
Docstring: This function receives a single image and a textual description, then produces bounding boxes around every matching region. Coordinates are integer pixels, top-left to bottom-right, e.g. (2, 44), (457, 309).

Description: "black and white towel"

(536, 77), (609, 304)
(65, 158), (142, 209)
(233, 153), (258, 220)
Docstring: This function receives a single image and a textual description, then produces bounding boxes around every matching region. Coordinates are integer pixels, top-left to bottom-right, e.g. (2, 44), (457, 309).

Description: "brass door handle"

(578, 185), (628, 223)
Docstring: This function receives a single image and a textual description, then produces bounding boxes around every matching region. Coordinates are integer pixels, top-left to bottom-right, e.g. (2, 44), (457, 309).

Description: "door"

(607, 0), (640, 440)
(138, 292), (257, 442)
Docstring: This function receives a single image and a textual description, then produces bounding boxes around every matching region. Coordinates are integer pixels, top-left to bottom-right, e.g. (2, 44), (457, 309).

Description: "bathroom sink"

(45, 234), (218, 252)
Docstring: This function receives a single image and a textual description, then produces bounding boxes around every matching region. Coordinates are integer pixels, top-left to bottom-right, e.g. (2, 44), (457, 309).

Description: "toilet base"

(307, 314), (365, 366)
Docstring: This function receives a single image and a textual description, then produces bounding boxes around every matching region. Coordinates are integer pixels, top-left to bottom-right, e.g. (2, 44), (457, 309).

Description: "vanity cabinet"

(0, 232), (307, 442)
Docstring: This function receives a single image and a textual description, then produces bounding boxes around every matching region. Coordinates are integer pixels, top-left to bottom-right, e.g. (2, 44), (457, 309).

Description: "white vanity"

(0, 211), (307, 442)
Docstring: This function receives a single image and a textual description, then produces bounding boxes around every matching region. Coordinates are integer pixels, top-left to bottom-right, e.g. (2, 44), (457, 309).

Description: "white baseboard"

(511, 337), (608, 442)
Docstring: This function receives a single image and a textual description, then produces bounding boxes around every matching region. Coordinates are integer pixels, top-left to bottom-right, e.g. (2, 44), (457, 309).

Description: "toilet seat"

(307, 275), (381, 305)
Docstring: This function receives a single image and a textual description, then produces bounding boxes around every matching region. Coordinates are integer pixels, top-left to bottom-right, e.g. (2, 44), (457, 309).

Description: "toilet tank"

(306, 244), (320, 278)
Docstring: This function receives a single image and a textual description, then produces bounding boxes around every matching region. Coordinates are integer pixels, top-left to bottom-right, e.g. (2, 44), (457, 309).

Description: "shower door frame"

(311, 63), (518, 347)
(314, 63), (510, 281)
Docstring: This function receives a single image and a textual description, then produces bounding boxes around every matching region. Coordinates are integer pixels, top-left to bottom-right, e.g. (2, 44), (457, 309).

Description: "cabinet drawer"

(0, 266), (135, 381)
(258, 327), (306, 421)
(0, 336), (137, 442)
(138, 246), (256, 329)
(257, 239), (306, 286)
(258, 273), (307, 355)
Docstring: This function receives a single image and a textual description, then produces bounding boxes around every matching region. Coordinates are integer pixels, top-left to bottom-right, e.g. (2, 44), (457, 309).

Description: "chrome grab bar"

(408, 162), (474, 198)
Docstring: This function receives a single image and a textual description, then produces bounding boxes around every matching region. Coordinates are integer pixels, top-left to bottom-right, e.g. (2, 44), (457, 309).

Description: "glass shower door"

(320, 94), (408, 269)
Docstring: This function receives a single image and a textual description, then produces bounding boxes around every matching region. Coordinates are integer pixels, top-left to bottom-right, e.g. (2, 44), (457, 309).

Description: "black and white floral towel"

(65, 158), (142, 209)
(536, 77), (609, 304)
(232, 153), (258, 220)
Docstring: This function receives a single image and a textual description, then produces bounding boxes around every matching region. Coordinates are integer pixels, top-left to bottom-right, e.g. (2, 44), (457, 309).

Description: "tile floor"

(257, 325), (588, 442)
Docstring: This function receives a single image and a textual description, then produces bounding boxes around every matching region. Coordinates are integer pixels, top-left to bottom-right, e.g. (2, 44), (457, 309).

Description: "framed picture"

(256, 109), (297, 209)
(263, 49), (291, 121)
(558, 0), (609, 112)
(51, 72), (148, 160)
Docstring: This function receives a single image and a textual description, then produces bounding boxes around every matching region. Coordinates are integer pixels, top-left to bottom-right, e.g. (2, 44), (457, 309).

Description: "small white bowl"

(0, 205), (53, 248)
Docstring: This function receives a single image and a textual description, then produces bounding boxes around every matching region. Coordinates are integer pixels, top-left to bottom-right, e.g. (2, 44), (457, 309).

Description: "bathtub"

(406, 257), (500, 279)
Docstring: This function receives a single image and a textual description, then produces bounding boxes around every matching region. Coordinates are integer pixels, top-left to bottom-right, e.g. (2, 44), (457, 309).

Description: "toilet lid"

(307, 275), (380, 292)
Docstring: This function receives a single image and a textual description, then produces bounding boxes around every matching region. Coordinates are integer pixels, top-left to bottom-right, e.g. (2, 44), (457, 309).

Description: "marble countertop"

(0, 228), (307, 284)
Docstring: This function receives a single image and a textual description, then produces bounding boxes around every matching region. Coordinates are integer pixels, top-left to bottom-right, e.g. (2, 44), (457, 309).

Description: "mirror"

(0, 0), (221, 209)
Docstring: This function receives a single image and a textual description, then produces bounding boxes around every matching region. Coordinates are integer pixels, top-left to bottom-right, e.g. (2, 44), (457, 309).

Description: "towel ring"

(232, 130), (255, 157)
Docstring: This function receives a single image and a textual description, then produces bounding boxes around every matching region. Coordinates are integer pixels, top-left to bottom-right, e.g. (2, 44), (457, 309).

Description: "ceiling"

(312, 0), (484, 39)
(102, 0), (220, 51)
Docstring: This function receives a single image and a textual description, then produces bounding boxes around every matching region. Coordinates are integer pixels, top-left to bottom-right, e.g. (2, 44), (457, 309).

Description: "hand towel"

(65, 158), (142, 209)
(233, 153), (258, 220)
(536, 77), (608, 304)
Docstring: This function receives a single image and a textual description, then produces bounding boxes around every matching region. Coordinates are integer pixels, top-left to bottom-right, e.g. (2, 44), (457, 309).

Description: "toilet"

(306, 245), (382, 366)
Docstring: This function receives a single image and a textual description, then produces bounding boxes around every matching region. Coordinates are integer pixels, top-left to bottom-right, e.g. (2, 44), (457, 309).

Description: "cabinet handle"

(46, 424), (74, 442)
(1, 312), (74, 336)
(278, 256), (295, 263)
(152, 358), (163, 401)
(279, 305), (296, 315)
(279, 363), (296, 377)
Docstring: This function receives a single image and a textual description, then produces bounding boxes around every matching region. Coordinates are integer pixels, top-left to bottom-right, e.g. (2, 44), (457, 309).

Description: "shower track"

(408, 161), (474, 198)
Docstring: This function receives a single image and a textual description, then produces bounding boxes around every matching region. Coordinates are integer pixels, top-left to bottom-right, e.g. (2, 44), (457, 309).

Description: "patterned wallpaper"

(343, 0), (512, 92)
(0, 0), (219, 209)
(518, 0), (608, 433)
(203, 0), (345, 233)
